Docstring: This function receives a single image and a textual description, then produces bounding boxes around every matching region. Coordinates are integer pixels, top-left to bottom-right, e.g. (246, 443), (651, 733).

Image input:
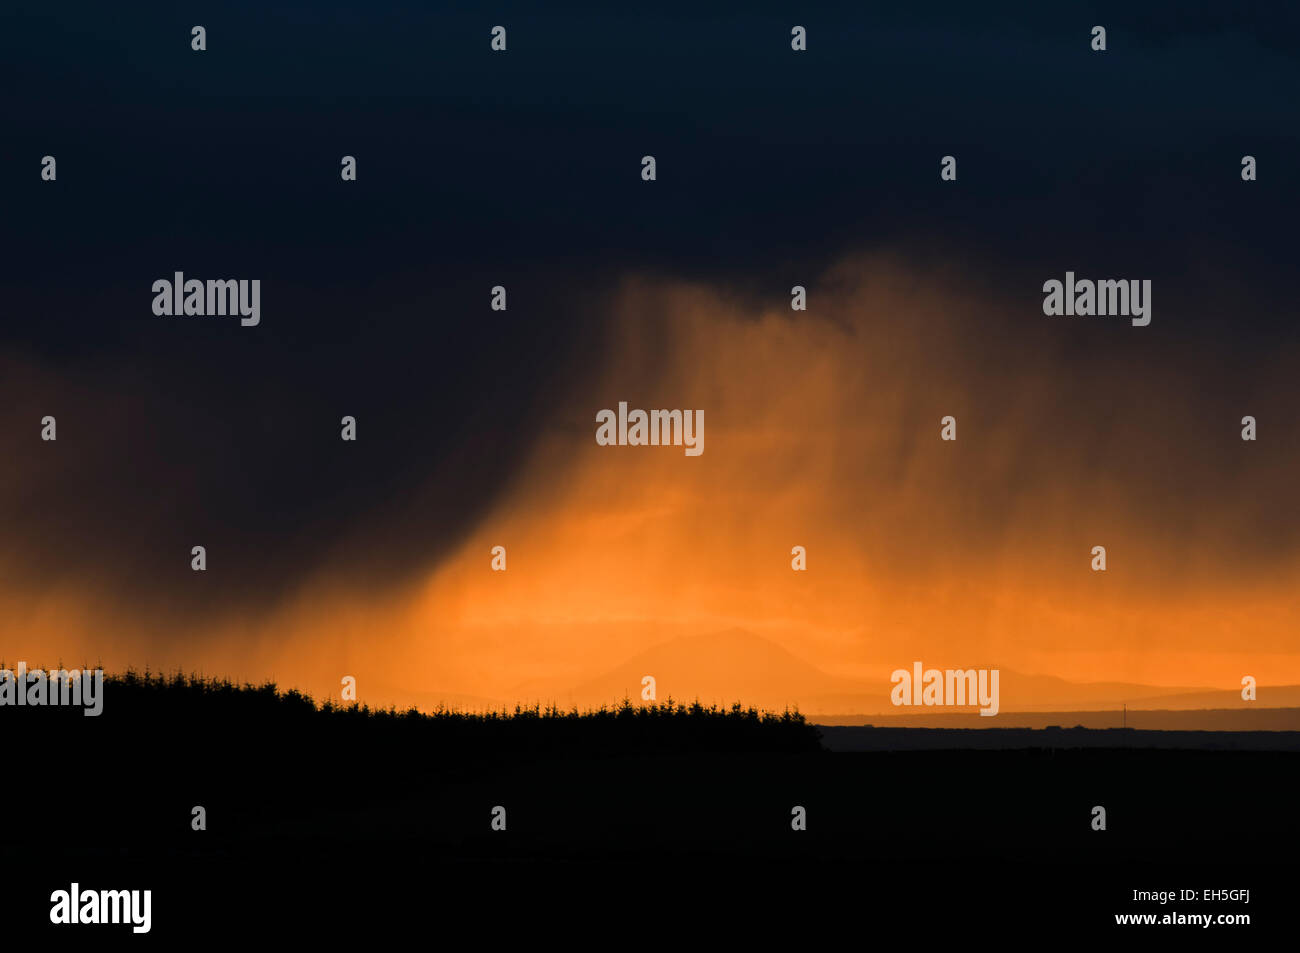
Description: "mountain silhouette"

(509, 629), (1261, 715)
(555, 629), (863, 711)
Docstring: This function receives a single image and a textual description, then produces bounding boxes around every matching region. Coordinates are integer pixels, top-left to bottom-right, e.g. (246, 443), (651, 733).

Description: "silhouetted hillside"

(5, 667), (820, 754)
(502, 629), (1276, 715)
(6, 669), (1300, 941)
(820, 724), (1300, 751)
(815, 707), (1300, 731)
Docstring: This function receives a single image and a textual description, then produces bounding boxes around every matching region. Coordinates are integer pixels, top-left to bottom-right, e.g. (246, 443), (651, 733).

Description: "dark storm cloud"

(1, 1), (1297, 619)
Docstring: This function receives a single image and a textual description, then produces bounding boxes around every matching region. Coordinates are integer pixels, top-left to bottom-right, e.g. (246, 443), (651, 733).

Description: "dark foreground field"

(3, 673), (1294, 941)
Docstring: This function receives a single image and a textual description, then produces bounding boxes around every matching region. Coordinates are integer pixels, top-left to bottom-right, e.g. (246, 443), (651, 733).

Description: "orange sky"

(4, 254), (1297, 710)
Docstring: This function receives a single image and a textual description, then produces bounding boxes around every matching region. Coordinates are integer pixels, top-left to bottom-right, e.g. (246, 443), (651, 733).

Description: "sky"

(2, 2), (1298, 711)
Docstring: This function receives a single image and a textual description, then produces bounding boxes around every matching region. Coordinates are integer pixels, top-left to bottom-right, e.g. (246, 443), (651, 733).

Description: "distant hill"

(509, 628), (1264, 715)
(814, 707), (1300, 731)
(818, 724), (1300, 751)
(359, 630), (1297, 720)
(542, 629), (866, 711)
(1120, 686), (1300, 709)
